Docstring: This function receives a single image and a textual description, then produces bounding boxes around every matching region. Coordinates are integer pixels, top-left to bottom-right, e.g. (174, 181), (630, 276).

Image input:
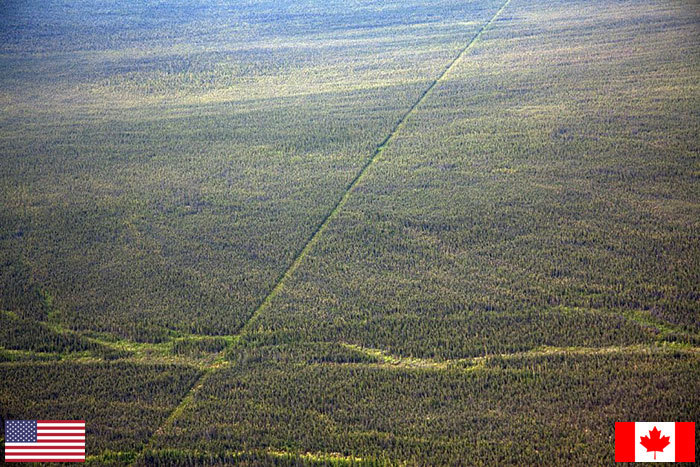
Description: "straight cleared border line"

(132, 2), (511, 463)
(240, 0), (513, 333)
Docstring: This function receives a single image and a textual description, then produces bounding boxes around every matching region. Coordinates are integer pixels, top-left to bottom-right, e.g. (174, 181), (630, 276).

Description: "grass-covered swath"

(0, 310), (128, 359)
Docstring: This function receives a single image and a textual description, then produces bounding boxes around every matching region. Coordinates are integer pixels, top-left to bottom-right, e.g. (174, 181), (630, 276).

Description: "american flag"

(4, 420), (85, 463)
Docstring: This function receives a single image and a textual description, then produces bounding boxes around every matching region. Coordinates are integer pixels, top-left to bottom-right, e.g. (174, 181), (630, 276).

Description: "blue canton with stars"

(5, 420), (37, 442)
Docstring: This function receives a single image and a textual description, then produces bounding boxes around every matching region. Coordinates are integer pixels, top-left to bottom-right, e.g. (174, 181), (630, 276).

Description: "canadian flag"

(616, 422), (695, 462)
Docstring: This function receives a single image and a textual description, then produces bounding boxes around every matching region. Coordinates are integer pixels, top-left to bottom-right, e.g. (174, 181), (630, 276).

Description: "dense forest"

(1, 0), (698, 464)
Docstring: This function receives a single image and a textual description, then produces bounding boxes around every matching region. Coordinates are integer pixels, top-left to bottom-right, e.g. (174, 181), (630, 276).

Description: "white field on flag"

(635, 421), (676, 463)
(5, 420), (85, 462)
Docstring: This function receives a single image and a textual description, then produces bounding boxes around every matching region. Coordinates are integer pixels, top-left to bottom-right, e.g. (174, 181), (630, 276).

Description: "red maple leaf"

(640, 426), (671, 460)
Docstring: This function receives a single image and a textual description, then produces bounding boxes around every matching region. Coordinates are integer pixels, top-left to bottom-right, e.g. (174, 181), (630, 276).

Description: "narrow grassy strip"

(336, 342), (699, 371)
(338, 342), (474, 370)
(622, 309), (699, 343)
(489, 342), (700, 359)
(1, 316), (239, 367)
(0, 346), (232, 367)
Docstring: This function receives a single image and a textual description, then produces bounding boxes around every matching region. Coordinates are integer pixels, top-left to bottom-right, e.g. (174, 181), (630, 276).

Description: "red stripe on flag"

(6, 446), (84, 448)
(6, 452), (85, 455)
(37, 438), (85, 440)
(6, 460), (84, 463)
(37, 427), (84, 429)
(38, 427), (85, 430)
(37, 425), (84, 428)
(615, 422), (635, 462)
(6, 453), (85, 455)
(37, 420), (85, 423)
(36, 422), (85, 428)
(6, 448), (85, 452)
(675, 422), (695, 463)
(37, 425), (85, 433)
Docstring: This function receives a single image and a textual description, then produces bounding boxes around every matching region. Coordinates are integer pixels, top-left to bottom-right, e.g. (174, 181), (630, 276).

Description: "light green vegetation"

(1, 0), (698, 464)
